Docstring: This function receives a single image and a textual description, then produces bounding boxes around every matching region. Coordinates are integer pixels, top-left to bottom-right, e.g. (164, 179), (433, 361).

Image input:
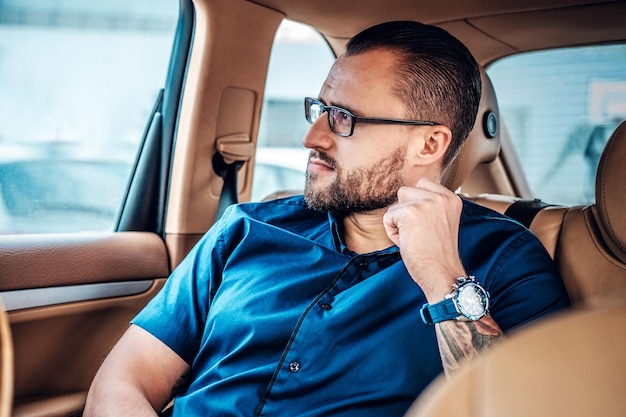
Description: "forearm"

(435, 314), (504, 376)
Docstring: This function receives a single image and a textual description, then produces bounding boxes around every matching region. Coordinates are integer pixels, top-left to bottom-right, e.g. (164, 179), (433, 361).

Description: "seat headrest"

(441, 68), (501, 191)
(594, 120), (626, 263)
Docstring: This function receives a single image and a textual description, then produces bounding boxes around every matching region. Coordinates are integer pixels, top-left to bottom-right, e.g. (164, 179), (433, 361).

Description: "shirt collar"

(327, 212), (346, 253)
(327, 212), (400, 256)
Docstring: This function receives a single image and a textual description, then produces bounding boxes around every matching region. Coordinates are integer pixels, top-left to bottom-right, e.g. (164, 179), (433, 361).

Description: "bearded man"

(85, 21), (569, 417)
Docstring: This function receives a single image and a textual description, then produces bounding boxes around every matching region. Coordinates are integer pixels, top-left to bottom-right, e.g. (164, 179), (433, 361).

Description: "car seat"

(404, 304), (626, 417)
(441, 68), (501, 191)
(469, 121), (626, 307)
(555, 120), (626, 307)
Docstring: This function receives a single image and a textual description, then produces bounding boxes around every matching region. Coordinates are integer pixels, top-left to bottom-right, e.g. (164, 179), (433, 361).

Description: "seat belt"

(504, 199), (554, 228)
(213, 133), (253, 220)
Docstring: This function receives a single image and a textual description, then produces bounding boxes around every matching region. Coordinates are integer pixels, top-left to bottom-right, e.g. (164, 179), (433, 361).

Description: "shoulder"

(458, 199), (569, 330)
(459, 198), (533, 237)
(237, 194), (309, 213)
(460, 198), (517, 224)
(458, 198), (552, 269)
(230, 194), (321, 222)
(219, 194), (330, 238)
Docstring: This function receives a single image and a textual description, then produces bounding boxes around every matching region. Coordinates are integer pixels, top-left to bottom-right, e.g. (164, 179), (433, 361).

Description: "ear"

(407, 125), (452, 167)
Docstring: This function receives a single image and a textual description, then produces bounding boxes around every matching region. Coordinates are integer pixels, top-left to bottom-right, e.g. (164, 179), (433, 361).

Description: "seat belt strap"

(504, 199), (553, 228)
(213, 134), (253, 220)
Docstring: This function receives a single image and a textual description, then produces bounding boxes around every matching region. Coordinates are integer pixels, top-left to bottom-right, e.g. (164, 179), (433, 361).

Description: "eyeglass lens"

(307, 99), (323, 123)
(306, 98), (352, 136)
(329, 108), (351, 135)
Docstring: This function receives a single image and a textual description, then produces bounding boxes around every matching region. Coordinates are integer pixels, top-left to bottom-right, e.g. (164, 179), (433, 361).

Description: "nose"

(302, 114), (335, 151)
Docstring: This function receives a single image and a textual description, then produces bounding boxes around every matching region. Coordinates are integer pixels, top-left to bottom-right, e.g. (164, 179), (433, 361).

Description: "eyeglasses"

(304, 97), (439, 137)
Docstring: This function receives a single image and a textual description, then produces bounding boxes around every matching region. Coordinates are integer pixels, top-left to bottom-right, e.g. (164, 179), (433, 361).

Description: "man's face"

(302, 49), (412, 214)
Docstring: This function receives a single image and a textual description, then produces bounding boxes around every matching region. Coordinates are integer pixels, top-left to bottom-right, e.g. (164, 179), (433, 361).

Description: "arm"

(383, 178), (504, 375)
(434, 315), (503, 375)
(84, 324), (190, 417)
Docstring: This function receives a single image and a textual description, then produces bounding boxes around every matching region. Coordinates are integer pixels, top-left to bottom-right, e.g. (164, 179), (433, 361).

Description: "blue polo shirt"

(132, 195), (569, 416)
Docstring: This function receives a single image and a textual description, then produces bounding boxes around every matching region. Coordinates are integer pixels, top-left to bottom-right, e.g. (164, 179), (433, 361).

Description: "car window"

(0, 0), (178, 234)
(252, 20), (335, 201)
(488, 44), (626, 205)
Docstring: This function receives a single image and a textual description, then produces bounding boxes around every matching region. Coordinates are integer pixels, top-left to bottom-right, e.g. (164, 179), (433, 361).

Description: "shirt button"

(320, 303), (332, 310)
(289, 361), (301, 373)
(359, 260), (369, 269)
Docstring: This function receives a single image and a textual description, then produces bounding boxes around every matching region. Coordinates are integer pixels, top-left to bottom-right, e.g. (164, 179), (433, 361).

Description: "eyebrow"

(317, 96), (362, 116)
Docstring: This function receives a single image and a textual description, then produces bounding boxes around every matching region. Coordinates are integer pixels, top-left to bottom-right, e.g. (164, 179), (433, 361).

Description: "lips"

(307, 152), (335, 172)
(308, 157), (333, 170)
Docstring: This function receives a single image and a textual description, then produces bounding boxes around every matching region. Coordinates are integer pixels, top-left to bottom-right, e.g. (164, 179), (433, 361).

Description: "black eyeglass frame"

(304, 97), (439, 137)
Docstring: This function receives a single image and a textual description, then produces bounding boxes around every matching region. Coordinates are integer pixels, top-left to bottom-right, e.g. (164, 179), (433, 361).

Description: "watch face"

(457, 283), (489, 320)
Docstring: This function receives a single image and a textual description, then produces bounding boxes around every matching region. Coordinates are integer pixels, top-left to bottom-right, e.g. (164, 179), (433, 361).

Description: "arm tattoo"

(435, 314), (504, 376)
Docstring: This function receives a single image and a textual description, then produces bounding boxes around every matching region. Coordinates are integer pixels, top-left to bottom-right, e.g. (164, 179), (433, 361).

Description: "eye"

(333, 108), (351, 126)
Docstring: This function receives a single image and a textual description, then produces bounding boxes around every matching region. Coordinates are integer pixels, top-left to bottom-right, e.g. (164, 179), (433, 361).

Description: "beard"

(304, 145), (406, 214)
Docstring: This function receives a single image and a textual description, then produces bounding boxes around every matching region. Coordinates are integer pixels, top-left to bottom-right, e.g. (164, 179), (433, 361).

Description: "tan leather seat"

(471, 121), (626, 306)
(441, 68), (501, 191)
(404, 304), (626, 417)
(556, 121), (626, 307)
(0, 299), (13, 417)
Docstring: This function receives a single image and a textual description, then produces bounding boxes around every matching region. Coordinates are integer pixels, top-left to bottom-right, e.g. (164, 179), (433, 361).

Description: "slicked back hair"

(346, 21), (481, 167)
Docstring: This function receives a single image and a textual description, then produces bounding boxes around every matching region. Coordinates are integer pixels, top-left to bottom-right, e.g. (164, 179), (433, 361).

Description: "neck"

(342, 208), (394, 254)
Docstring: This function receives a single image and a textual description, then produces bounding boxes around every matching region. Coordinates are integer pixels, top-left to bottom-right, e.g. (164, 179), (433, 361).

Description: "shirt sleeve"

(482, 227), (570, 332)
(131, 206), (234, 364)
(458, 200), (570, 333)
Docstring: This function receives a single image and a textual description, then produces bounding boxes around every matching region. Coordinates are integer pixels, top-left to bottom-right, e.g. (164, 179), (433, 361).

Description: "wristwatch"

(420, 276), (490, 324)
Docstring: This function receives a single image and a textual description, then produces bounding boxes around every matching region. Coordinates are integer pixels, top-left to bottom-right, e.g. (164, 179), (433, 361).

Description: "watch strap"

(420, 298), (459, 324)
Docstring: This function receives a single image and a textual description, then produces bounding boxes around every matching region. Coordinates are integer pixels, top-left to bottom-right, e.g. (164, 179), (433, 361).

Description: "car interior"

(406, 114), (626, 417)
(1, 0), (625, 416)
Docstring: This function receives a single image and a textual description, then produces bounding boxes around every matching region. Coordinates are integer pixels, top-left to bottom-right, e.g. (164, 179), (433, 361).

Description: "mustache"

(308, 150), (336, 169)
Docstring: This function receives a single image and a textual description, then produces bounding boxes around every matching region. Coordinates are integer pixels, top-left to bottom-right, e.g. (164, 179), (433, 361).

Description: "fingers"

(384, 177), (462, 247)
(383, 178), (465, 294)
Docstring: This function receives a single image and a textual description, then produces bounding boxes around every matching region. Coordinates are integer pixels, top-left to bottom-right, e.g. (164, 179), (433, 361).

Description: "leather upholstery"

(467, 121), (626, 306)
(557, 207), (625, 307)
(441, 68), (501, 191)
(594, 121), (626, 264)
(555, 121), (626, 307)
(405, 304), (626, 417)
(0, 299), (12, 417)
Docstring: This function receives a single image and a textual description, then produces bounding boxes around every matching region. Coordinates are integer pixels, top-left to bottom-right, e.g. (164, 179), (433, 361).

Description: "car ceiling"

(248, 0), (626, 65)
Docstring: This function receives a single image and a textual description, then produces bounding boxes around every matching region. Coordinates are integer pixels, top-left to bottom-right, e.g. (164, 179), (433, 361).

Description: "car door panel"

(0, 232), (169, 416)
